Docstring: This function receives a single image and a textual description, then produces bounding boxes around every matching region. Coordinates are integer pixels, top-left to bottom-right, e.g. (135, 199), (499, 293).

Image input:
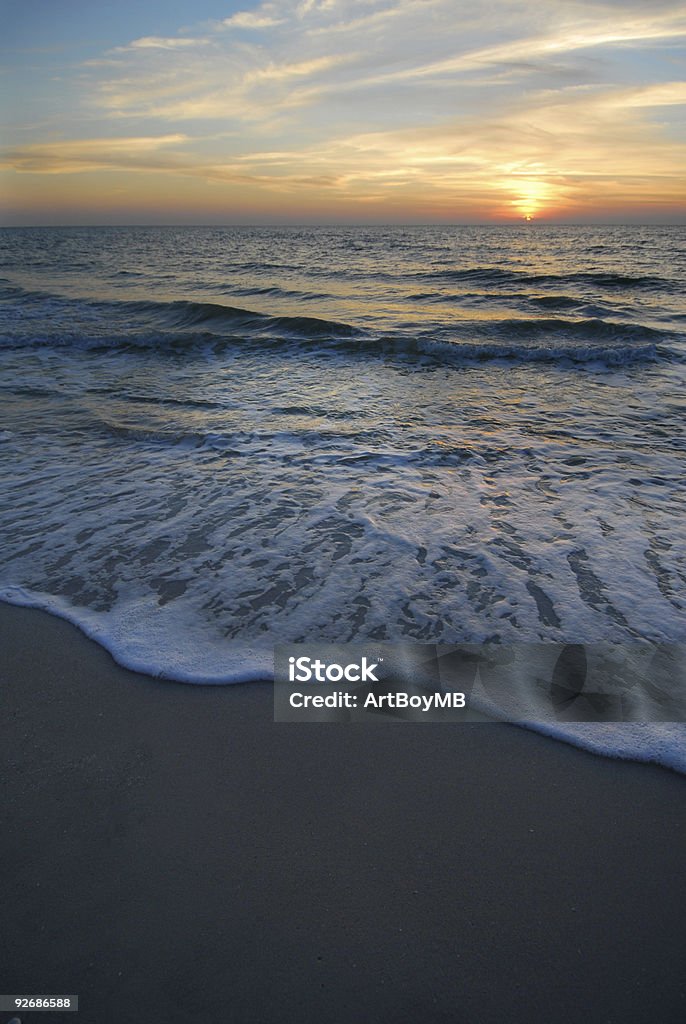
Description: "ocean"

(1, 224), (684, 769)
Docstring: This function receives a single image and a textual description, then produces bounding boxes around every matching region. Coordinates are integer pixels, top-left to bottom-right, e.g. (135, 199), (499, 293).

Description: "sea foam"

(1, 224), (684, 773)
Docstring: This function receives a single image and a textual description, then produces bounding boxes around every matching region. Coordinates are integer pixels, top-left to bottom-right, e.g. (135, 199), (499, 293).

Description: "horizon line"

(2, 221), (685, 229)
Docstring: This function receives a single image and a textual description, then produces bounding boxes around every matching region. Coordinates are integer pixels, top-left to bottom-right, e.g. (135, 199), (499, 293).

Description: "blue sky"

(2, 0), (685, 223)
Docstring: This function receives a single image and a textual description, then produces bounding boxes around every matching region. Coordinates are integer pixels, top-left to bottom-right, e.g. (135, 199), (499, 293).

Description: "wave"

(210, 284), (333, 301)
(4, 329), (666, 370)
(88, 416), (511, 461)
(120, 297), (361, 338)
(530, 295), (590, 310)
(0, 280), (55, 303)
(408, 291), (585, 309)
(1, 586), (685, 773)
(373, 334), (663, 368)
(0, 282), (679, 368)
(420, 267), (676, 291)
(465, 316), (667, 341)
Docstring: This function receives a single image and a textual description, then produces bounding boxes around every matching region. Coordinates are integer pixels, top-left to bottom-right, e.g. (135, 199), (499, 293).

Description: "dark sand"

(1, 601), (685, 1024)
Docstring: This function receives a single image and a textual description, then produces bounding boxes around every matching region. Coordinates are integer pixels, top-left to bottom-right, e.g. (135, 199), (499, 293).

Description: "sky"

(1, 0), (685, 224)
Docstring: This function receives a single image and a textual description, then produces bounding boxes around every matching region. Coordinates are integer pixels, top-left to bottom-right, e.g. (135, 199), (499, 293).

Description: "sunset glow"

(2, 0), (686, 224)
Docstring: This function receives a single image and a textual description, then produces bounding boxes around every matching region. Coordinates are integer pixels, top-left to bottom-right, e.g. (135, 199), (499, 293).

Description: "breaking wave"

(0, 283), (679, 368)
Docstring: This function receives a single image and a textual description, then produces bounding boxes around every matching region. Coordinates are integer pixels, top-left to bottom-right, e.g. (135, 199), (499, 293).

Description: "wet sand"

(1, 601), (685, 1024)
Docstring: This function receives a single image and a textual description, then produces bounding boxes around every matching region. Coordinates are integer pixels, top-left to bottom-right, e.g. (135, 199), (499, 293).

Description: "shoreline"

(2, 600), (685, 1023)
(2, 594), (684, 775)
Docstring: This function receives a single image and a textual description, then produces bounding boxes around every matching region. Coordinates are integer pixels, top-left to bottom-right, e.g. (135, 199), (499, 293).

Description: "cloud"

(113, 36), (210, 53)
(223, 9), (285, 30)
(1, 135), (189, 173)
(246, 54), (350, 82)
(347, 8), (686, 89)
(127, 37), (208, 50)
(602, 81), (686, 108)
(4, 0), (686, 220)
(84, 1), (686, 126)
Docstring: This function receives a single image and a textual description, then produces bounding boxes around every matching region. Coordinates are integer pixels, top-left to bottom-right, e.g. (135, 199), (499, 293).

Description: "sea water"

(1, 225), (684, 769)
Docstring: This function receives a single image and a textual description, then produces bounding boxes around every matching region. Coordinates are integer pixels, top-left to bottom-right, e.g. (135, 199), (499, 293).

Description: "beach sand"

(2, 600), (685, 1024)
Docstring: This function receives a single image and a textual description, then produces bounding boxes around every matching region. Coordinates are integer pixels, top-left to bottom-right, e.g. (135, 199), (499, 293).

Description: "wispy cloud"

(223, 10), (285, 30)
(2, 0), (686, 221)
(246, 54), (350, 82)
(124, 37), (209, 51)
(0, 135), (189, 173)
(601, 81), (686, 108)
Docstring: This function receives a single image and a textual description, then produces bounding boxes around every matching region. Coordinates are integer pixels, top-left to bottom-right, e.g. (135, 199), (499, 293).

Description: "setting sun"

(511, 179), (558, 222)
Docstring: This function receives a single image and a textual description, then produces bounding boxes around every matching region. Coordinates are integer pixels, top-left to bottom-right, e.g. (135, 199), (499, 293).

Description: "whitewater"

(1, 224), (684, 771)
